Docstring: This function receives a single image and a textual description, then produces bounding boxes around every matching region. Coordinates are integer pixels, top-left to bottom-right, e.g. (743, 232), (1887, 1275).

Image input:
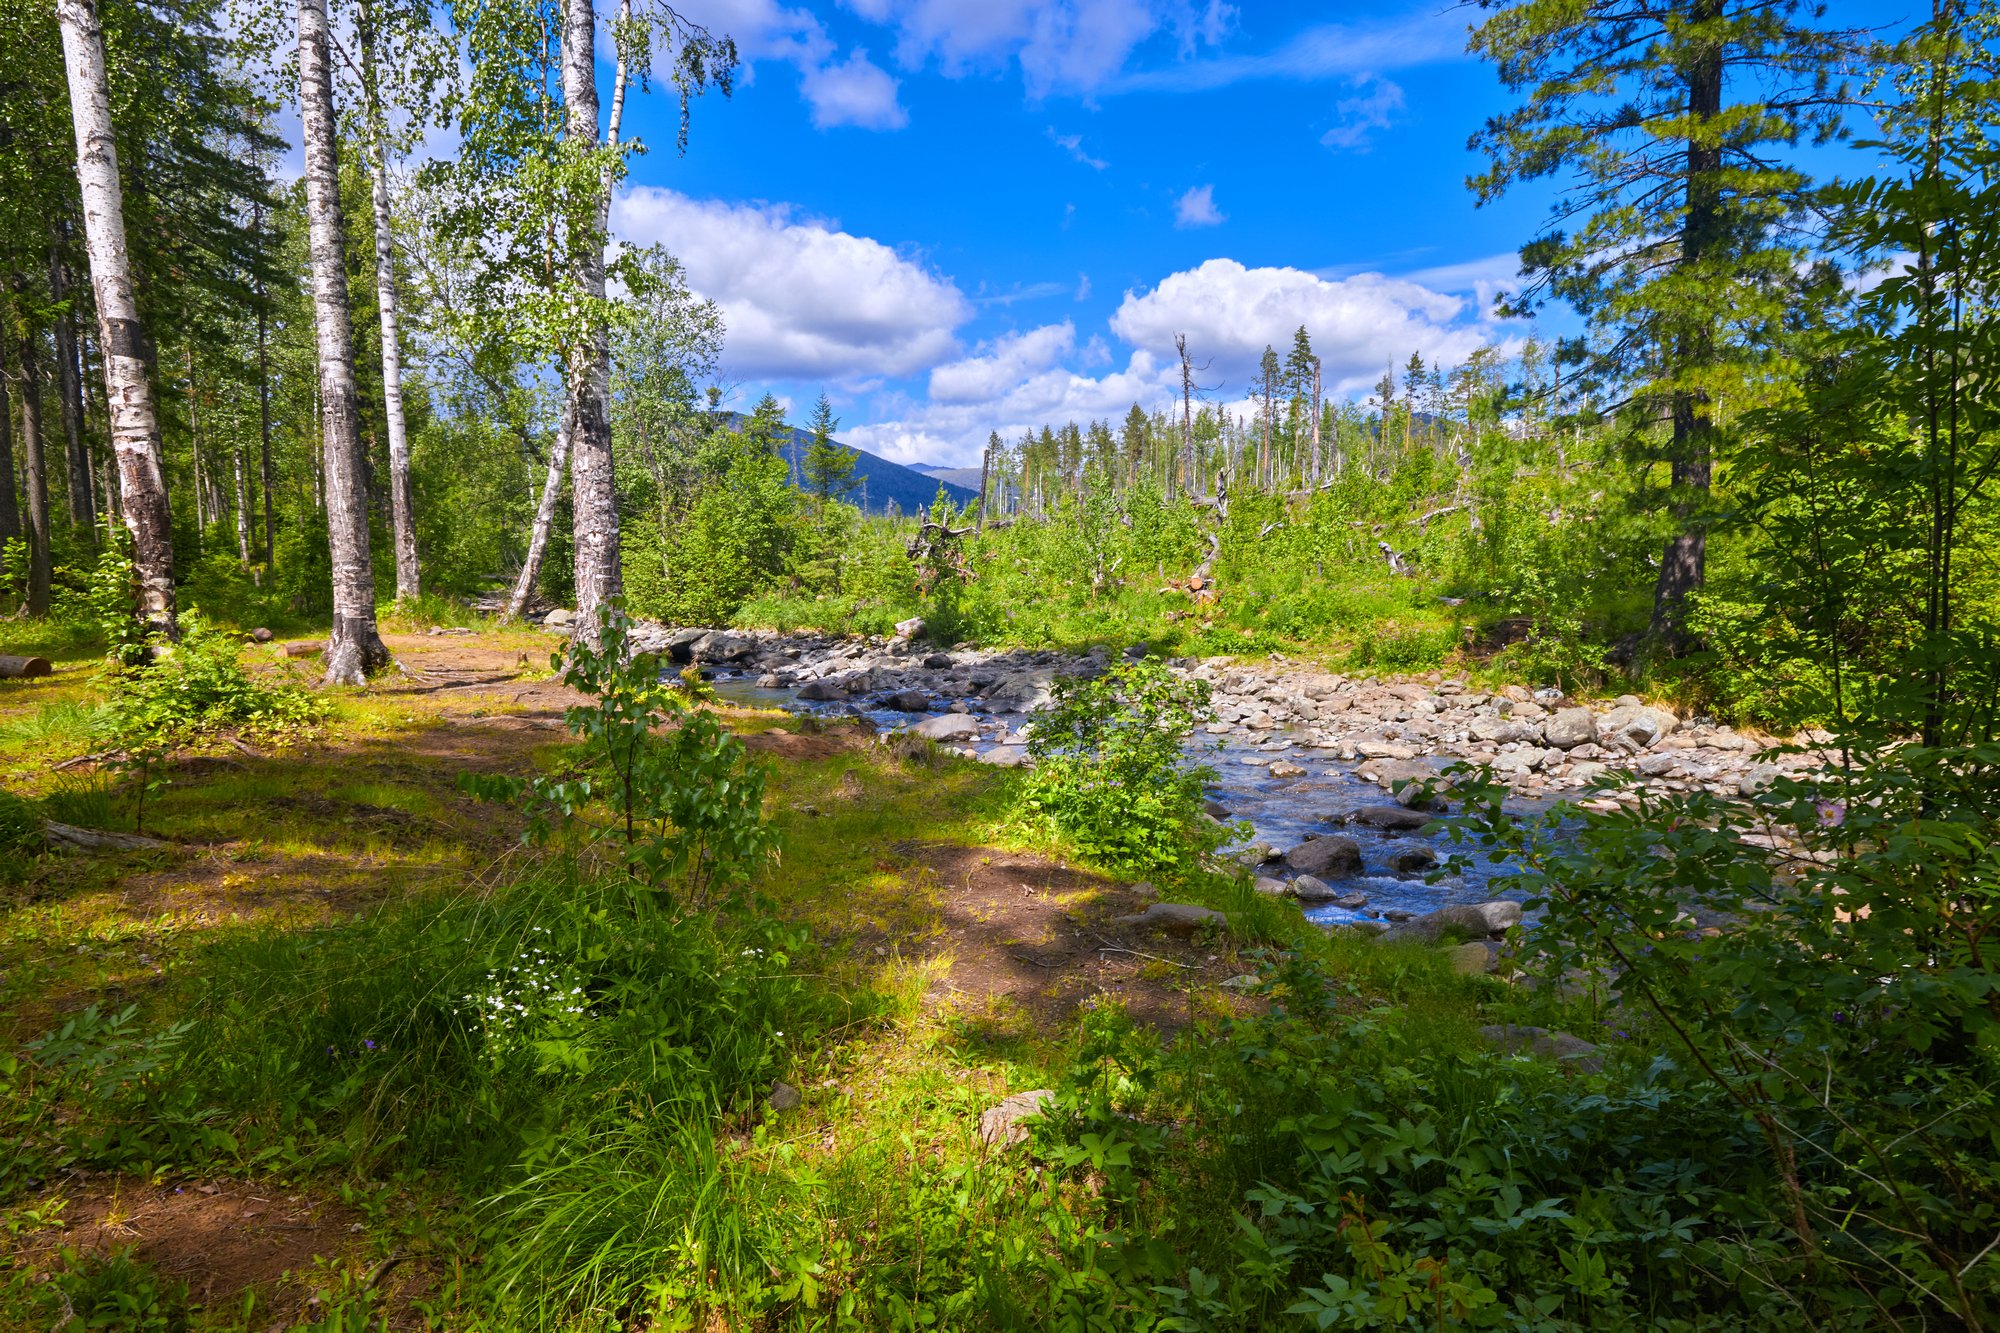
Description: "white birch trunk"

(562, 0), (620, 645)
(298, 0), (388, 684)
(356, 0), (419, 601)
(54, 0), (175, 637)
(504, 396), (574, 619)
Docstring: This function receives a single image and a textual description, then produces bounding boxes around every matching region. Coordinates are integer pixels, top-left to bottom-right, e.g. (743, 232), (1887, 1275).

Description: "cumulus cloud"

(845, 0), (1227, 97)
(799, 48), (909, 128)
(1320, 73), (1404, 151)
(1174, 184), (1225, 228)
(612, 186), (969, 379)
(1110, 258), (1491, 392)
(676, 0), (908, 128)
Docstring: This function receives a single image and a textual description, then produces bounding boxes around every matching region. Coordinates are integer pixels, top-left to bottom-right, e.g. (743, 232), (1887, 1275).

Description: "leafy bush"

(98, 613), (324, 750)
(466, 601), (775, 908)
(39, 1246), (190, 1332)
(1017, 658), (1227, 875)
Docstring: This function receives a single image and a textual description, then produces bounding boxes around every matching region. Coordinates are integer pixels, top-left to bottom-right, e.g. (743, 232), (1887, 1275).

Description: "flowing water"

(708, 669), (1559, 928)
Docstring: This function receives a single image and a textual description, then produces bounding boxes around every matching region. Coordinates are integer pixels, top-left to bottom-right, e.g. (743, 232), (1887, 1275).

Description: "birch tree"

(53, 0), (176, 638)
(298, 0), (389, 684)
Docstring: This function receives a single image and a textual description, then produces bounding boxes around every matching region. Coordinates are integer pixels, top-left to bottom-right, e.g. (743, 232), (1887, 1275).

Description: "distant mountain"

(717, 415), (977, 516)
(913, 464), (984, 491)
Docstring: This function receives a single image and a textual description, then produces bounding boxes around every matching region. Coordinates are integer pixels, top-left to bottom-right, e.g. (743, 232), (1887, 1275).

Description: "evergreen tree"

(1470, 0), (1860, 648)
(801, 391), (855, 509)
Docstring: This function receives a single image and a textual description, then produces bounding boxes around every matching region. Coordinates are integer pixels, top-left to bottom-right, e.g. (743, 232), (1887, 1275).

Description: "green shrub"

(39, 1246), (190, 1332)
(1017, 658), (1229, 875)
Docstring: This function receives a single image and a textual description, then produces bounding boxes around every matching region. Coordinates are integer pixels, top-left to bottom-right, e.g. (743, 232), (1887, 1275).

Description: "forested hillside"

(0, 0), (1996, 1328)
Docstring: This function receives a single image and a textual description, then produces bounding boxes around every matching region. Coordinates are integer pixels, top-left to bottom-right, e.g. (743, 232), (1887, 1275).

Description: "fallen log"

(0, 655), (53, 679)
(282, 641), (325, 660)
(45, 821), (168, 853)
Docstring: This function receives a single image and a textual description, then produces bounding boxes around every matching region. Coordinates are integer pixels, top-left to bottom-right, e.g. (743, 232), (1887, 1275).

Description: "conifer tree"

(1470, 0), (1859, 648)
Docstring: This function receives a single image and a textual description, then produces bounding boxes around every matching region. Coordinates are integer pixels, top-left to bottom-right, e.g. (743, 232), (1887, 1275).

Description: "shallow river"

(708, 669), (1559, 928)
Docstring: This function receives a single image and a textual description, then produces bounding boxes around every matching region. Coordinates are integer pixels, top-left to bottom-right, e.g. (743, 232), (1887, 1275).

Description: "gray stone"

(1444, 942), (1498, 976)
(1287, 874), (1340, 902)
(1479, 1024), (1603, 1073)
(1544, 708), (1598, 749)
(249, 627), (274, 643)
(662, 626), (708, 662)
(979, 746), (1030, 768)
(986, 669), (1056, 713)
(1253, 876), (1290, 897)
(1385, 900), (1522, 942)
(886, 689), (932, 713)
(1348, 805), (1434, 832)
(1331, 890), (1371, 910)
(1599, 703), (1678, 751)
(766, 1080), (802, 1112)
(979, 1089), (1053, 1146)
(692, 631), (755, 663)
(910, 713), (981, 742)
(894, 616), (926, 641)
(1285, 836), (1363, 878)
(756, 673), (782, 688)
(541, 607), (575, 629)
(923, 652), (954, 669)
(799, 679), (846, 702)
(1385, 845), (1438, 874)
(1111, 902), (1229, 934)
(1267, 761), (1306, 778)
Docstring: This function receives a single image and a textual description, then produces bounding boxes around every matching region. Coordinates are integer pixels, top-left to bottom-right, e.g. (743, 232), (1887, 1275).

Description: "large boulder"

(541, 607), (575, 630)
(986, 669), (1056, 713)
(798, 678), (848, 702)
(1284, 835), (1363, 878)
(662, 626), (709, 663)
(1287, 874), (1340, 902)
(1111, 902), (1229, 934)
(1384, 899), (1522, 943)
(979, 1089), (1053, 1146)
(885, 689), (932, 713)
(1479, 1024), (1603, 1073)
(1348, 805), (1434, 832)
(1544, 708), (1598, 750)
(1471, 714), (1540, 745)
(910, 713), (981, 742)
(692, 631), (755, 663)
(1598, 703), (1678, 752)
(894, 616), (927, 642)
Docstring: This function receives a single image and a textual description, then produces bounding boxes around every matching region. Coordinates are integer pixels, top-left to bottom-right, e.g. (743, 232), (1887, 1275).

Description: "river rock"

(980, 746), (1029, 767)
(1479, 1024), (1603, 1073)
(1384, 900), (1522, 942)
(1386, 845), (1438, 874)
(910, 713), (981, 742)
(1111, 902), (1228, 934)
(1267, 761), (1306, 778)
(1598, 703), (1678, 751)
(799, 679), (846, 702)
(1544, 708), (1598, 749)
(979, 1089), (1053, 1146)
(1287, 874), (1340, 902)
(986, 670), (1055, 713)
(249, 627), (274, 643)
(923, 652), (954, 669)
(894, 616), (926, 641)
(1253, 876), (1290, 897)
(542, 607), (574, 630)
(1348, 805), (1434, 832)
(886, 689), (931, 712)
(662, 626), (708, 662)
(1444, 942), (1498, 975)
(1285, 835), (1363, 877)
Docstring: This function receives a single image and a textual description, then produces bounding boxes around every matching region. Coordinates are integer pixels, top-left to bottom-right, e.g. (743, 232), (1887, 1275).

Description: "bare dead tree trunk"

(1310, 356), (1322, 486)
(505, 394), (574, 619)
(55, 0), (175, 638)
(299, 0), (389, 684)
(51, 249), (94, 534)
(355, 0), (420, 601)
(1174, 333), (1193, 501)
(8, 280), (54, 616)
(233, 433), (250, 563)
(187, 345), (206, 533)
(562, 0), (620, 645)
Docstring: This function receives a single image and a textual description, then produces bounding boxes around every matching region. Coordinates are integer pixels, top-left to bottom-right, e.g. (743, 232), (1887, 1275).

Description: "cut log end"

(0, 655), (54, 679)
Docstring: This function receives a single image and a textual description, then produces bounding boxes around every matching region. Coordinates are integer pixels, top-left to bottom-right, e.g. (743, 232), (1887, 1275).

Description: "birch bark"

(299, 0), (390, 684)
(54, 0), (176, 637)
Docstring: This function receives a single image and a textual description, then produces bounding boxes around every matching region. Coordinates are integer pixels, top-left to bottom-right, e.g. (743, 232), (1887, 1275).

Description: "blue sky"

(600, 1), (1921, 466)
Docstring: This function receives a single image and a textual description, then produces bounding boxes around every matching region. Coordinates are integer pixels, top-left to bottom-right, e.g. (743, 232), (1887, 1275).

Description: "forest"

(0, 0), (1996, 1328)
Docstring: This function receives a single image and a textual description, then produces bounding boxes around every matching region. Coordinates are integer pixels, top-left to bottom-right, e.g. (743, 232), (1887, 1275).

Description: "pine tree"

(1470, 0), (1859, 648)
(801, 391), (854, 509)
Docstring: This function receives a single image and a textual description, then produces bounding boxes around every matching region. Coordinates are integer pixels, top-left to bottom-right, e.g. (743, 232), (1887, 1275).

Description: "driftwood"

(282, 641), (326, 659)
(46, 820), (168, 853)
(0, 655), (53, 679)
(1379, 541), (1414, 576)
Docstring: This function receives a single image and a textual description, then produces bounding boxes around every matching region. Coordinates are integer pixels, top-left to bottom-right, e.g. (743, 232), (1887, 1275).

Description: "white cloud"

(1320, 73), (1404, 151)
(675, 0), (908, 129)
(1109, 258), (1491, 392)
(1401, 251), (1523, 320)
(846, 0), (1228, 97)
(1114, 9), (1465, 94)
(612, 186), (970, 379)
(799, 48), (909, 128)
(1048, 128), (1109, 169)
(1174, 184), (1225, 229)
